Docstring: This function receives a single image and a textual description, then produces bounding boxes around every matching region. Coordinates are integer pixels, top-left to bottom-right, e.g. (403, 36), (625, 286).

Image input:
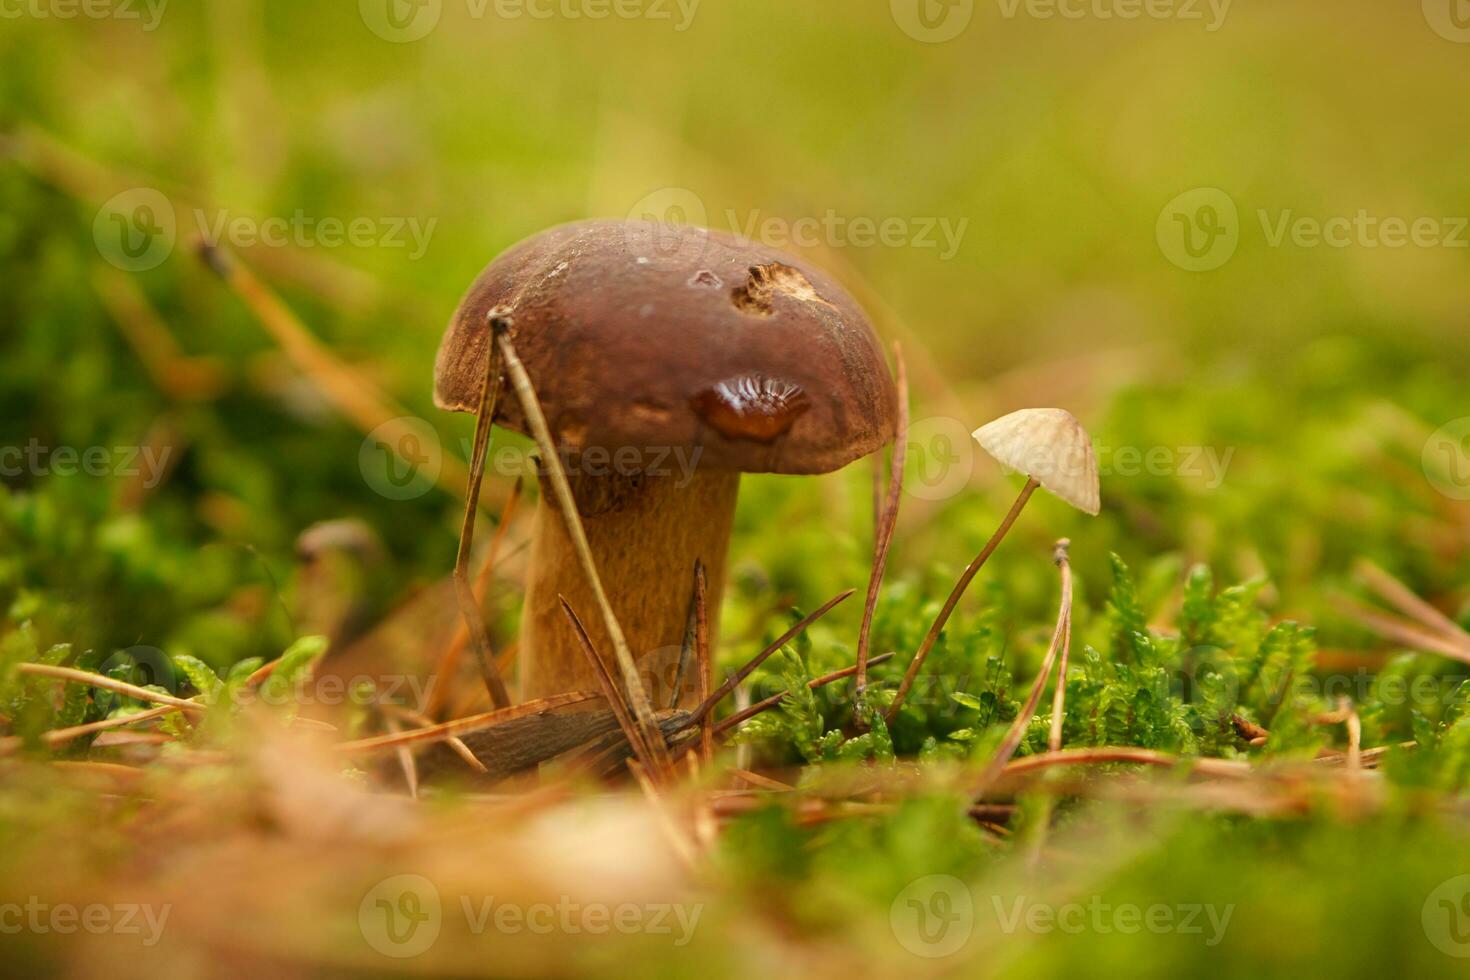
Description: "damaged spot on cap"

(730, 262), (830, 317)
(691, 376), (811, 443)
(688, 269), (723, 288)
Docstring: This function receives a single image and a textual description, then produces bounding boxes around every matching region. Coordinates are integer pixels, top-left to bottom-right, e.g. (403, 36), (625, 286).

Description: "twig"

(381, 704), (487, 774)
(855, 343), (907, 712)
(336, 692), (599, 754)
(974, 540), (1073, 795)
(1333, 596), (1470, 664)
(385, 716), (419, 799)
(194, 242), (468, 495)
(495, 321), (672, 774)
(428, 477), (524, 717)
(452, 326), (512, 707)
(16, 664), (203, 712)
(560, 598), (660, 776)
(1354, 558), (1470, 645)
(997, 746), (1253, 782)
(713, 652), (895, 735)
(888, 477), (1041, 721)
(686, 589), (856, 725)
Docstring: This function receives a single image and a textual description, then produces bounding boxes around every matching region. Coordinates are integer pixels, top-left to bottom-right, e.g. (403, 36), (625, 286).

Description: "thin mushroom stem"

(692, 562), (714, 763)
(855, 343), (908, 713)
(452, 321), (512, 708)
(887, 477), (1040, 721)
(495, 321), (672, 774)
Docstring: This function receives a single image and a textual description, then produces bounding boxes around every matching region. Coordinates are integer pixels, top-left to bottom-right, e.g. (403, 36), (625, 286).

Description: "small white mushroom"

(972, 407), (1100, 515)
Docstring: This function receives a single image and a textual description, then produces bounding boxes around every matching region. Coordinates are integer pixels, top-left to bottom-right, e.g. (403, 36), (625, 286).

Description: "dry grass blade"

(382, 704), (487, 774)
(452, 329), (512, 707)
(693, 562), (714, 764)
(385, 717), (419, 799)
(559, 598), (660, 777)
(336, 691), (600, 754)
(855, 343), (907, 710)
(687, 589), (856, 725)
(1333, 595), (1470, 664)
(1048, 593), (1074, 753)
(668, 563), (703, 711)
(17, 663), (203, 712)
(194, 242), (469, 495)
(42, 704), (184, 748)
(713, 652), (896, 735)
(974, 539), (1073, 796)
(1354, 558), (1470, 647)
(888, 477), (1040, 721)
(999, 747), (1253, 781)
(495, 321), (672, 773)
(91, 264), (224, 402)
(428, 476), (525, 717)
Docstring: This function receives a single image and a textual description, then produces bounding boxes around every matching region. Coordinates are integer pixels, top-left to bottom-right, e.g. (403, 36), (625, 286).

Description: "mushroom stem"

(887, 476), (1040, 721)
(520, 467), (739, 707)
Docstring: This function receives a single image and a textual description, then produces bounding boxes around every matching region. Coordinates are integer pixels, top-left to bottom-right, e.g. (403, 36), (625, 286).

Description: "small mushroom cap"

(972, 408), (1100, 515)
(434, 220), (896, 475)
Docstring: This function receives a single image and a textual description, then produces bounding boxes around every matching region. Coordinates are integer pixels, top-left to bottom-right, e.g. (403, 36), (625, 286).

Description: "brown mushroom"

(435, 219), (896, 704)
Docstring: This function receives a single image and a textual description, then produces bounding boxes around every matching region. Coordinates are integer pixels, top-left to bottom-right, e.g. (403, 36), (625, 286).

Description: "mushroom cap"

(972, 408), (1100, 515)
(434, 219), (896, 475)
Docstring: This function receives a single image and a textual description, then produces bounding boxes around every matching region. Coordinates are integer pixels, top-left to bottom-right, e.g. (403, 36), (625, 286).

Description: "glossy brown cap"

(434, 219), (896, 475)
